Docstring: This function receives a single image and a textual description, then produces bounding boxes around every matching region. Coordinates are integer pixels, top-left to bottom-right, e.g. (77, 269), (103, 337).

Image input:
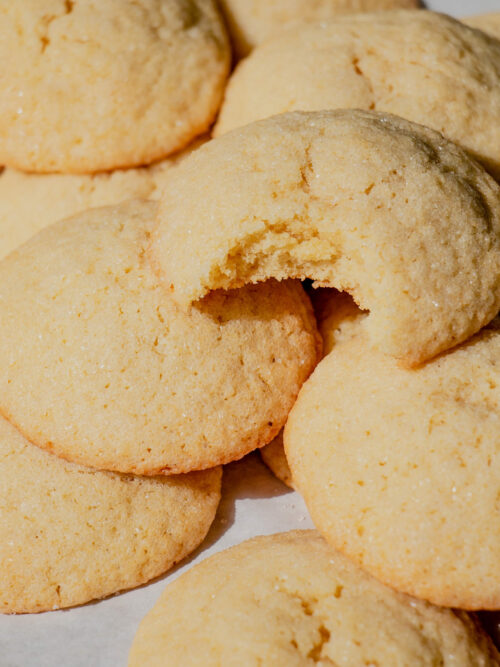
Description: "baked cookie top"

(152, 109), (500, 366)
(217, 0), (419, 58)
(0, 199), (319, 475)
(0, 138), (204, 260)
(215, 11), (500, 179)
(0, 0), (229, 172)
(129, 531), (500, 665)
(286, 325), (500, 610)
(464, 12), (500, 40)
(0, 415), (221, 614)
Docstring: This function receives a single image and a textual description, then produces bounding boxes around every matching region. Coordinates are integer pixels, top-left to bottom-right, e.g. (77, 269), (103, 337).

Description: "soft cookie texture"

(0, 415), (221, 614)
(0, 0), (229, 173)
(0, 200), (319, 475)
(286, 326), (500, 610)
(217, 0), (419, 58)
(464, 13), (500, 39)
(152, 110), (500, 366)
(214, 11), (500, 179)
(128, 531), (500, 666)
(0, 139), (204, 260)
(261, 290), (365, 487)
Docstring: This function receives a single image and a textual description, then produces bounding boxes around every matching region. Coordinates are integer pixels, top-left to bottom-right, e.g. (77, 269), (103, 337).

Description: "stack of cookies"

(0, 0), (230, 259)
(2, 1), (500, 665)
(0, 0), (231, 613)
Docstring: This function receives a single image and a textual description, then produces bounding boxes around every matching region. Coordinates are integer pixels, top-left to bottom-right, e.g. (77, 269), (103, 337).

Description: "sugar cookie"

(0, 200), (320, 475)
(214, 12), (500, 180)
(129, 531), (500, 665)
(153, 110), (500, 365)
(0, 415), (221, 613)
(0, 1), (228, 172)
(286, 326), (500, 609)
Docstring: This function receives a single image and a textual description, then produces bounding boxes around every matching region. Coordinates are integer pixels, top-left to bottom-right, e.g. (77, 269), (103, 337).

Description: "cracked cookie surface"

(0, 199), (320, 475)
(153, 109), (500, 365)
(215, 11), (500, 179)
(0, 0), (229, 172)
(286, 325), (500, 609)
(0, 415), (221, 614)
(129, 531), (500, 666)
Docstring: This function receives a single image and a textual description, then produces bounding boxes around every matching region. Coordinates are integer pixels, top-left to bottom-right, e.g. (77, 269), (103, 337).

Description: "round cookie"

(217, 0), (419, 58)
(0, 199), (320, 475)
(0, 414), (221, 614)
(129, 531), (500, 665)
(286, 325), (500, 609)
(464, 13), (500, 40)
(0, 0), (229, 173)
(0, 138), (205, 260)
(214, 11), (500, 179)
(260, 290), (366, 487)
(152, 109), (500, 366)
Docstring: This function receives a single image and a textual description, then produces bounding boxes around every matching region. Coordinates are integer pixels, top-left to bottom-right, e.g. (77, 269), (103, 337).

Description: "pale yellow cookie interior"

(286, 326), (500, 609)
(129, 531), (499, 666)
(214, 11), (500, 180)
(218, 0), (420, 58)
(153, 110), (500, 366)
(0, 414), (221, 614)
(0, 199), (319, 475)
(0, 0), (229, 172)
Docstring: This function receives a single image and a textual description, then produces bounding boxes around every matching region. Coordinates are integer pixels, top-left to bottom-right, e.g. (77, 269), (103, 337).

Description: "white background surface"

(2, 1), (499, 665)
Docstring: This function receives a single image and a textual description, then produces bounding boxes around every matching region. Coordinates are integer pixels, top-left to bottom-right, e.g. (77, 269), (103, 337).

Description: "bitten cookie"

(261, 290), (365, 487)
(214, 11), (500, 179)
(152, 110), (500, 366)
(0, 139), (204, 260)
(129, 531), (500, 666)
(217, 0), (419, 58)
(0, 200), (319, 475)
(0, 0), (229, 172)
(286, 326), (500, 609)
(464, 13), (500, 39)
(0, 415), (221, 614)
